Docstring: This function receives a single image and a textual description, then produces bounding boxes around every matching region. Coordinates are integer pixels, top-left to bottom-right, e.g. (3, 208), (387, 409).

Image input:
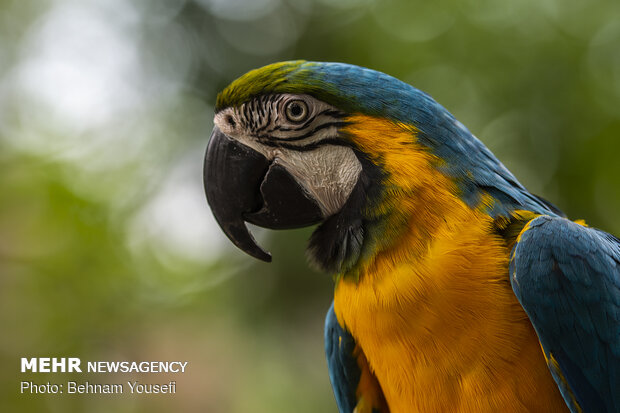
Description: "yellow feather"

(334, 115), (568, 412)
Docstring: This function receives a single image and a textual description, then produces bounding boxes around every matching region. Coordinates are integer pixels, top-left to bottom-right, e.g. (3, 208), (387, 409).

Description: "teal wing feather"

(510, 216), (620, 413)
(325, 302), (360, 412)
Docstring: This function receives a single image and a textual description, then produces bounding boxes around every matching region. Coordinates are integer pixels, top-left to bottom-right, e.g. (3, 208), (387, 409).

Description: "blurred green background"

(1, 0), (619, 411)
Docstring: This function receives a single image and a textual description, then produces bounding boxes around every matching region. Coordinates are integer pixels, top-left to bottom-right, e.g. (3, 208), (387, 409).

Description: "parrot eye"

(284, 100), (309, 123)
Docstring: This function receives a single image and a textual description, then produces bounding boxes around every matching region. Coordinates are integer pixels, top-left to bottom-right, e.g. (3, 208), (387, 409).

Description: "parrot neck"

(338, 166), (478, 282)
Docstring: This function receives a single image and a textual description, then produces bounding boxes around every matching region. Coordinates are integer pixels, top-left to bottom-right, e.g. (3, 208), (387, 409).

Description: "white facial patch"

(213, 94), (362, 217)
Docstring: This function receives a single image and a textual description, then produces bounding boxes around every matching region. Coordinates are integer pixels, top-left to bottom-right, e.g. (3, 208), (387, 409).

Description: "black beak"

(203, 127), (323, 262)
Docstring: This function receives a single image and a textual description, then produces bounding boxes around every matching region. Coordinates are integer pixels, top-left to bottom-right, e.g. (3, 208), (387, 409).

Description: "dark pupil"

(290, 103), (302, 117)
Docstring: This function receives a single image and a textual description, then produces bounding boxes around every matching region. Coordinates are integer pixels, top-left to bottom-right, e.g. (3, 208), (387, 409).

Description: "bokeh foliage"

(1, 0), (619, 412)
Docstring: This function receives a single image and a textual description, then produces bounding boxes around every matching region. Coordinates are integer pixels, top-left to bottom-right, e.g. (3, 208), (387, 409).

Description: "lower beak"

(203, 127), (323, 262)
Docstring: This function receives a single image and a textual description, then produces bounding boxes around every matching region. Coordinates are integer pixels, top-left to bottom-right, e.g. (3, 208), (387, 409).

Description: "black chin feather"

(307, 150), (385, 274)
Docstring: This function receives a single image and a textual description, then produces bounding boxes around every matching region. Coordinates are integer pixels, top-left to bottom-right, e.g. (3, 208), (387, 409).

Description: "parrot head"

(204, 60), (552, 274)
(205, 88), (363, 263)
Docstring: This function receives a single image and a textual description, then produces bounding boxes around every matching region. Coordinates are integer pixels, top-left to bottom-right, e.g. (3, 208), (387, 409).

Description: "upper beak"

(203, 127), (324, 262)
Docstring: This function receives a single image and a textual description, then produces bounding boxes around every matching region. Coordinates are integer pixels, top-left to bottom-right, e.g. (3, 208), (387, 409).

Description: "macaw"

(203, 61), (620, 412)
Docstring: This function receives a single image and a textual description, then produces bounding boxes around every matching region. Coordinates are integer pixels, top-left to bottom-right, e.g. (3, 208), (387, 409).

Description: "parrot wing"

(325, 302), (388, 413)
(510, 215), (620, 413)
